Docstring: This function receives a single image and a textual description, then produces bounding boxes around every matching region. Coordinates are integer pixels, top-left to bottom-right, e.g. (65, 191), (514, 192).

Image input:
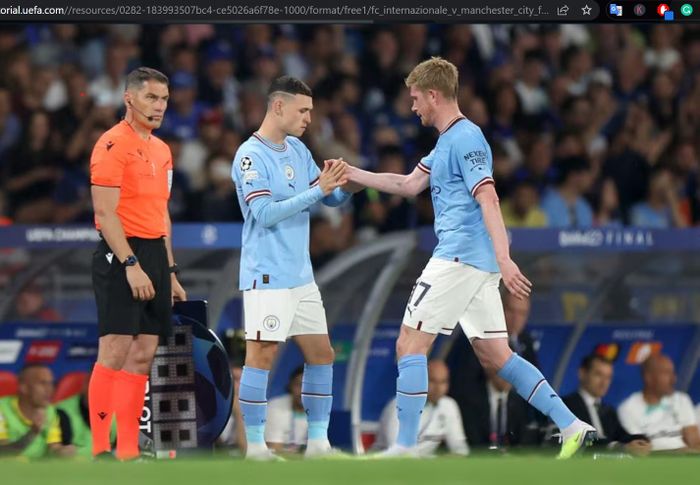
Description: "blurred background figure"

(500, 179), (548, 228)
(540, 156), (594, 228)
(0, 365), (75, 458)
(265, 366), (306, 453)
(630, 167), (688, 228)
(448, 294), (541, 448)
(461, 369), (543, 449)
(217, 330), (246, 454)
(563, 354), (651, 456)
(8, 281), (61, 322)
(56, 370), (115, 458)
(374, 360), (469, 457)
(617, 354), (700, 453)
(502, 293), (539, 365)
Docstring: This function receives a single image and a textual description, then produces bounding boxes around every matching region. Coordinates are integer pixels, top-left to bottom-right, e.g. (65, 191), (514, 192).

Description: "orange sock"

(88, 363), (118, 456)
(114, 370), (149, 460)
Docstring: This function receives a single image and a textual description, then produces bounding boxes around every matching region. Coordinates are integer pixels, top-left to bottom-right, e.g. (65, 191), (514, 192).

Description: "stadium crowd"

(1, 24), (700, 262)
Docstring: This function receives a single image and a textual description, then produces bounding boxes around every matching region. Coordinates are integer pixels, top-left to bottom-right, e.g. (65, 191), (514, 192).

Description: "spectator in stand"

(0, 25), (699, 233)
(3, 110), (62, 223)
(0, 86), (21, 166)
(157, 71), (206, 141)
(592, 178), (623, 227)
(199, 154), (242, 222)
(0, 190), (11, 226)
(353, 145), (413, 240)
(500, 179), (548, 228)
(541, 156), (594, 227)
(9, 281), (61, 322)
(88, 43), (129, 109)
(630, 167), (689, 229)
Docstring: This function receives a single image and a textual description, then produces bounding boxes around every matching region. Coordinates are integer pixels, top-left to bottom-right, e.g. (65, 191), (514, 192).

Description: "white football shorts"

(402, 258), (507, 340)
(243, 281), (328, 342)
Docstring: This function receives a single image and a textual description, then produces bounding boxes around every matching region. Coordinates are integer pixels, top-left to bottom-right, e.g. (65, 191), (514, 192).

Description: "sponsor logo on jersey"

(464, 150), (488, 171)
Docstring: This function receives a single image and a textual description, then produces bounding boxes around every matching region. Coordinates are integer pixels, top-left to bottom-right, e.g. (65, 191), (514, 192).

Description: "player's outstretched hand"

(499, 258), (532, 300)
(319, 159), (347, 195)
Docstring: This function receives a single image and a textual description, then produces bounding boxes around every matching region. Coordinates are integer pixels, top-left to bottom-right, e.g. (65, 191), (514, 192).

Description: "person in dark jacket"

(562, 354), (651, 456)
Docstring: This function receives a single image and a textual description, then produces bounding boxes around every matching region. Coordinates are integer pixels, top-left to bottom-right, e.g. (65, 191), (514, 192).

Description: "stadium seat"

(0, 371), (18, 397)
(52, 371), (88, 403)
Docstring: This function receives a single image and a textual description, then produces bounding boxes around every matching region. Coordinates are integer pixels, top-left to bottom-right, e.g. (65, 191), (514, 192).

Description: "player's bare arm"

(474, 183), (532, 300)
(346, 164), (430, 198)
(92, 185), (155, 301)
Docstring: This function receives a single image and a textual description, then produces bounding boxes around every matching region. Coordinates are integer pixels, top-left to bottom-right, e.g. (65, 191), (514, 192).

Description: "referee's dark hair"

(125, 67), (169, 91)
(579, 353), (613, 372)
(267, 76), (313, 98)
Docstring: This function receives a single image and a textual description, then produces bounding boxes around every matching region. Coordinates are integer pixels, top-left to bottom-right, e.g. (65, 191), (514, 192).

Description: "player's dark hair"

(125, 67), (169, 91)
(580, 353), (612, 372)
(267, 76), (313, 98)
(555, 156), (590, 185)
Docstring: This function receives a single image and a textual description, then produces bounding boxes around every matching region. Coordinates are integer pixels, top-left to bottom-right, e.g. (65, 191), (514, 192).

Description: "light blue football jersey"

(418, 117), (499, 273)
(232, 133), (349, 290)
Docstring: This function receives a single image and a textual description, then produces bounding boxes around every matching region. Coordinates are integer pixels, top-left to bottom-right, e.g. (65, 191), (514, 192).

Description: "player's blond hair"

(405, 57), (458, 100)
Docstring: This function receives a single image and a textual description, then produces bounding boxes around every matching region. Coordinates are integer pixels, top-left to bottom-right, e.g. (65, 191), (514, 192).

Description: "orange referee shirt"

(90, 120), (172, 239)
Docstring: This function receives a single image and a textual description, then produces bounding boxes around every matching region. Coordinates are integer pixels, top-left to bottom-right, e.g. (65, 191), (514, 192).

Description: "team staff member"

(88, 67), (186, 460)
(0, 365), (75, 459)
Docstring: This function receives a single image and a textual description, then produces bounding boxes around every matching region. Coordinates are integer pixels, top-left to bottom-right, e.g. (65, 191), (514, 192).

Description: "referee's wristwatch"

(169, 264), (180, 275)
(122, 255), (138, 267)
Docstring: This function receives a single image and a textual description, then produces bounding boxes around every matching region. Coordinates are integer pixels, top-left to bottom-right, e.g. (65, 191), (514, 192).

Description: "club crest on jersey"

(240, 156), (253, 171)
(284, 165), (295, 180)
(262, 315), (280, 332)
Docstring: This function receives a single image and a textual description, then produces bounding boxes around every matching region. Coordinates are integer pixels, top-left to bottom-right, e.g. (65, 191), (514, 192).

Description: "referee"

(88, 67), (186, 460)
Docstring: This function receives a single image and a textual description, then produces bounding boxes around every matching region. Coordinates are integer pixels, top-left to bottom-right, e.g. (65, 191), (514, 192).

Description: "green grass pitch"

(2, 455), (695, 485)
